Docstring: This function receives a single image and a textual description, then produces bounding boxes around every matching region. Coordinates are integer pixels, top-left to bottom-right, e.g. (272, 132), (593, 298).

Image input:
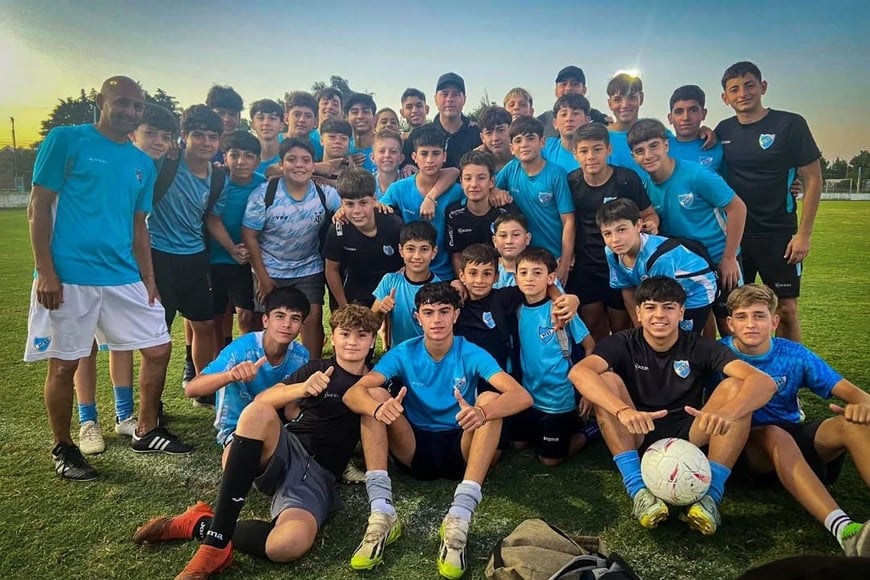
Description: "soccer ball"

(641, 438), (711, 506)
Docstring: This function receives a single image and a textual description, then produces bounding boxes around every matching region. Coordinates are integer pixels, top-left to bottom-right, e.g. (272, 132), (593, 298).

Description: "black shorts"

(274, 272), (326, 306)
(403, 425), (466, 481)
(741, 234), (801, 299)
(210, 263), (255, 315)
(680, 305), (712, 334)
(567, 270), (626, 310)
(743, 420), (845, 486)
(506, 407), (580, 459)
(152, 249), (213, 325)
(640, 410), (695, 454)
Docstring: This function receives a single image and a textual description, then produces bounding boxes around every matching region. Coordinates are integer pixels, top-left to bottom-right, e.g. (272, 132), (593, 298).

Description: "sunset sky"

(1, 0), (867, 160)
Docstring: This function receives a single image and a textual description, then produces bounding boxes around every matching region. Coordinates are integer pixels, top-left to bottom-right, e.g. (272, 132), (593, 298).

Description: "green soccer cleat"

(350, 512), (402, 570)
(842, 520), (870, 557)
(632, 488), (669, 529)
(437, 515), (469, 579)
(683, 494), (721, 536)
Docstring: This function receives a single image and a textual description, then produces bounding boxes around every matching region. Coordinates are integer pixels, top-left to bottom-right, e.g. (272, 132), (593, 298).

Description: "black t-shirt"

(455, 287), (524, 386)
(715, 109), (820, 235)
(322, 212), (403, 306)
(593, 328), (736, 412)
(445, 201), (518, 253)
(567, 165), (651, 277)
(403, 114), (483, 169)
(282, 358), (365, 480)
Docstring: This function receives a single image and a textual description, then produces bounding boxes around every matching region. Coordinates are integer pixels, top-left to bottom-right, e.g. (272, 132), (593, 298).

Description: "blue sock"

(113, 385), (134, 421)
(707, 461), (731, 504)
(614, 450), (645, 498)
(78, 402), (97, 424)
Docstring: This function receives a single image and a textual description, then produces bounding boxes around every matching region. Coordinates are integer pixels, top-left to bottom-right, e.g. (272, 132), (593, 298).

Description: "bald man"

(25, 76), (193, 481)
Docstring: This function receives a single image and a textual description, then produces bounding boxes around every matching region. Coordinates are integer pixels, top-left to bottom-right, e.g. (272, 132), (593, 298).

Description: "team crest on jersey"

(453, 377), (467, 391)
(135, 169), (144, 184)
(482, 311), (495, 329)
(773, 376), (788, 390)
(699, 156), (714, 167)
(383, 245), (394, 256)
(335, 223), (344, 236)
(603, 196), (617, 204)
(538, 326), (555, 343)
(538, 191), (553, 205)
(679, 319), (694, 331)
(759, 134), (776, 150)
(673, 359), (691, 378)
(33, 336), (51, 352)
(678, 192), (695, 208)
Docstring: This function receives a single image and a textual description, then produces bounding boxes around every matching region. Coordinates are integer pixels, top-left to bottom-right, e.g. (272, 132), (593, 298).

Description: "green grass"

(0, 203), (868, 579)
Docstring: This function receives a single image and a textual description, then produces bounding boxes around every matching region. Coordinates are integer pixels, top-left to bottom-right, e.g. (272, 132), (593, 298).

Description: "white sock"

(824, 509), (853, 547)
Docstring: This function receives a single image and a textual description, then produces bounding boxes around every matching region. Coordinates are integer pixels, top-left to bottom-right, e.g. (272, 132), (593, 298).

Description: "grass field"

(0, 203), (868, 579)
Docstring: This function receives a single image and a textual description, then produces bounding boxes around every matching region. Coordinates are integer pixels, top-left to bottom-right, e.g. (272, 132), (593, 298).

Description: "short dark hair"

(286, 91), (317, 113)
(181, 104), (223, 135)
(459, 150), (495, 178)
(626, 118), (669, 149)
(493, 212), (528, 233)
(316, 87), (342, 106)
(635, 276), (687, 306)
(721, 61), (763, 89)
(140, 103), (179, 134)
(595, 198), (641, 228)
(401, 88), (426, 103)
(478, 106), (512, 132)
(607, 73), (643, 97)
(415, 282), (461, 310)
(221, 130), (261, 157)
(553, 93), (591, 116)
(400, 220), (437, 246)
(249, 99), (283, 120)
(509, 115), (544, 140)
(669, 85), (706, 110)
(320, 117), (353, 138)
(336, 168), (376, 200)
(460, 244), (499, 269)
(345, 92), (376, 115)
(263, 286), (311, 319)
(412, 126), (446, 151)
(279, 137), (315, 160)
(573, 122), (609, 147)
(206, 85), (243, 112)
(517, 247), (557, 273)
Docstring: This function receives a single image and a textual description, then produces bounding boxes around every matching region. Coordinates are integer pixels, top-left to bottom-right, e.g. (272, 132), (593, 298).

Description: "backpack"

(644, 237), (719, 281)
(264, 177), (334, 252)
(485, 519), (642, 580)
(152, 157), (226, 243)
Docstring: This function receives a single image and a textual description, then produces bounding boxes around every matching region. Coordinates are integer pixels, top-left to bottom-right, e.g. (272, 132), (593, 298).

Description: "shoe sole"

(683, 510), (717, 536)
(132, 447), (193, 455)
(639, 506), (669, 529)
(80, 446), (106, 455)
(58, 472), (97, 482)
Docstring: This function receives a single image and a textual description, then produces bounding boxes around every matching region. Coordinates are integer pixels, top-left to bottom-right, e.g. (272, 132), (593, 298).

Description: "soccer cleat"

(174, 543), (233, 580)
(133, 502), (214, 544)
(342, 460), (367, 484)
(632, 488), (669, 528)
(193, 394), (215, 409)
(350, 512), (402, 570)
(114, 416), (138, 437)
(132, 426), (194, 454)
(78, 421), (106, 455)
(683, 494), (721, 536)
(842, 520), (870, 557)
(52, 442), (97, 481)
(438, 515), (469, 579)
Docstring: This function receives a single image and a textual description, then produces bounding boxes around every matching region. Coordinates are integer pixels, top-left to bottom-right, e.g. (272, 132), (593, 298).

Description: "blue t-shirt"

(517, 300), (589, 413)
(256, 154), (280, 176)
(642, 160), (737, 263)
(209, 174), (267, 265)
(493, 264), (565, 292)
(205, 332), (309, 444)
(542, 138), (580, 173)
(668, 137), (724, 175)
(148, 158), (226, 255)
(373, 172), (398, 200)
(606, 233), (717, 309)
(372, 272), (440, 345)
(373, 336), (503, 431)
(351, 143), (377, 174)
(304, 130), (325, 162)
(607, 129), (644, 175)
(32, 124), (156, 286)
(242, 179), (341, 278)
(380, 175), (464, 280)
(721, 336), (841, 425)
(495, 159), (574, 258)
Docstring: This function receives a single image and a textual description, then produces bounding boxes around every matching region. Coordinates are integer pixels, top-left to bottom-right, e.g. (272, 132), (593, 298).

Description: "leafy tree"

(467, 90), (495, 123)
(306, 75), (373, 108)
(847, 150), (870, 179)
(39, 89), (99, 138)
(828, 157), (848, 179)
(145, 88), (180, 118)
(818, 154), (829, 178)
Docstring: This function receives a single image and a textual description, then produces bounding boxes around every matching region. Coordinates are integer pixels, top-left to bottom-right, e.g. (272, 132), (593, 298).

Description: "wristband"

(474, 406), (487, 424)
(372, 403), (385, 421)
(424, 195), (437, 204)
(614, 406), (631, 419)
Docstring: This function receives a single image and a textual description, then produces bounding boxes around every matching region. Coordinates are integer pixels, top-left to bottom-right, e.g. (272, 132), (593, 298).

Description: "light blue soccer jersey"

(373, 172), (398, 200)
(606, 233), (717, 309)
(641, 160), (736, 263)
(242, 179), (341, 278)
(32, 124), (156, 286)
(256, 155), (280, 176)
(373, 336), (503, 431)
(372, 272), (440, 345)
(493, 264), (565, 292)
(305, 130), (324, 161)
(380, 175), (464, 280)
(495, 159), (574, 258)
(205, 331), (309, 444)
(607, 129), (644, 176)
(210, 174), (267, 265)
(542, 138), (580, 173)
(148, 158), (226, 255)
(517, 301), (589, 413)
(668, 137), (724, 175)
(351, 143), (377, 174)
(721, 336), (841, 425)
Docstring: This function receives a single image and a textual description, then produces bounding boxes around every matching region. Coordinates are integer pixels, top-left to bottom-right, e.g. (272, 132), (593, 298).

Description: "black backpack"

(263, 177), (333, 252)
(645, 237), (719, 281)
(152, 157), (226, 234)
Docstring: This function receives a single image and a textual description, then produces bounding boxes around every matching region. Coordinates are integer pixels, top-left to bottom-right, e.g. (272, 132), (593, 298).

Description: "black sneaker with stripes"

(132, 426), (194, 454)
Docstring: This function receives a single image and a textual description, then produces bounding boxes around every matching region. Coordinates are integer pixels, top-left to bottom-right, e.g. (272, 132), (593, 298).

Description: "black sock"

(185, 344), (193, 365)
(233, 519), (273, 560)
(224, 336), (232, 347)
(202, 435), (263, 549)
(193, 516), (213, 541)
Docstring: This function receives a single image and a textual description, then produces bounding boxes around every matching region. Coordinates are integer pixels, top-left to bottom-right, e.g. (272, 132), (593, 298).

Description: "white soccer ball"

(641, 438), (711, 506)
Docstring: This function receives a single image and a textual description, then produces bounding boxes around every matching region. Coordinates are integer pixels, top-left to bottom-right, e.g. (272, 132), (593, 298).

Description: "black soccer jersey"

(454, 287), (524, 385)
(445, 200), (518, 253)
(715, 109), (820, 235)
(322, 212), (403, 305)
(568, 165), (651, 276)
(403, 114), (483, 169)
(593, 328), (736, 412)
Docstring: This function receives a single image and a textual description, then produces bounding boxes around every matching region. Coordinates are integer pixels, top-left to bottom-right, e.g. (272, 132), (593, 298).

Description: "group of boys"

(24, 58), (868, 579)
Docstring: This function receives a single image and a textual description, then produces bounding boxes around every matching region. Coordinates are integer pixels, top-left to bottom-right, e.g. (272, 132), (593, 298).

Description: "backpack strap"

(152, 156), (180, 205)
(644, 237), (713, 279)
(264, 177), (280, 208)
(204, 165), (226, 216)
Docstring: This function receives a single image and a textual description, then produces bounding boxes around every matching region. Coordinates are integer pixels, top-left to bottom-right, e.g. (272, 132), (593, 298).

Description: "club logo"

(538, 191), (553, 205)
(33, 336), (51, 351)
(678, 192), (695, 208)
(383, 245), (395, 256)
(679, 319), (694, 331)
(673, 359), (691, 378)
(452, 376), (467, 391)
(603, 196), (617, 204)
(538, 326), (555, 343)
(482, 311), (495, 329)
(135, 169), (143, 184)
(699, 156), (714, 167)
(774, 376), (788, 390)
(335, 223), (343, 236)
(759, 134), (776, 150)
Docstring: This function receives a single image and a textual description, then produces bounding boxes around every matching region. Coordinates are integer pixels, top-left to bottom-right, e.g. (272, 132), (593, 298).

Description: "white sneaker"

(114, 416), (138, 437)
(79, 421), (106, 455)
(438, 515), (470, 579)
(342, 460), (367, 484)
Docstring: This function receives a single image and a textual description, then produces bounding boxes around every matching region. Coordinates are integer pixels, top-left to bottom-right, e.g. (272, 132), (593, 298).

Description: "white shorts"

(24, 281), (170, 362)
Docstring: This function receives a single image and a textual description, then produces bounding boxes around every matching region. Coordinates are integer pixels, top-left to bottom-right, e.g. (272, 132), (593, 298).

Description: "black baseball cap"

(436, 72), (466, 94)
(555, 66), (586, 85)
